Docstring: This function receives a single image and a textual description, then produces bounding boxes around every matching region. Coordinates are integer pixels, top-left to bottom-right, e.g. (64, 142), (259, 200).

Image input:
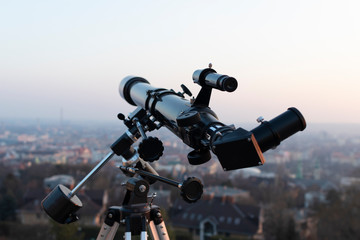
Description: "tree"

(0, 194), (17, 221)
(0, 173), (20, 222)
(263, 202), (299, 240)
(315, 188), (360, 240)
(50, 220), (85, 240)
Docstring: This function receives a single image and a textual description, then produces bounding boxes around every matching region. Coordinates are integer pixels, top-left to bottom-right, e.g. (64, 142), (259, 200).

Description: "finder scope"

(192, 68), (238, 92)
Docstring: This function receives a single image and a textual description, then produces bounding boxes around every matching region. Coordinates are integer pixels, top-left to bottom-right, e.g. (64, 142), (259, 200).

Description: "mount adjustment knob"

(180, 177), (203, 203)
(181, 84), (192, 97)
(117, 113), (125, 121)
(187, 149), (211, 165)
(138, 137), (164, 162)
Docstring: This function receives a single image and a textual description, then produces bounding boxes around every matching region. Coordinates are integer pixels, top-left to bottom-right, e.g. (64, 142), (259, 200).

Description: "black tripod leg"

(124, 215), (148, 240)
(140, 215), (147, 240)
(124, 216), (132, 240)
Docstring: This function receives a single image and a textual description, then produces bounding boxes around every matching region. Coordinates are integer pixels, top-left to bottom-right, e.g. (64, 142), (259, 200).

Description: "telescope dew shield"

(119, 76), (191, 126)
(119, 76), (150, 106)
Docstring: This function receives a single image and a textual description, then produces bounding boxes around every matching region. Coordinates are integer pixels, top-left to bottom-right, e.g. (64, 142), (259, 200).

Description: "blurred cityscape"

(0, 119), (360, 240)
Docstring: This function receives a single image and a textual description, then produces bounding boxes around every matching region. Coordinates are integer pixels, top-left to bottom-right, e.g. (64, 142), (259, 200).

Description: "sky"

(0, 0), (359, 125)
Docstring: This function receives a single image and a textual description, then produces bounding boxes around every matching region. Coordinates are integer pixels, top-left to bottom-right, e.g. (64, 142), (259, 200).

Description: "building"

(43, 174), (75, 190)
(204, 186), (251, 201)
(170, 196), (260, 240)
(18, 175), (108, 226)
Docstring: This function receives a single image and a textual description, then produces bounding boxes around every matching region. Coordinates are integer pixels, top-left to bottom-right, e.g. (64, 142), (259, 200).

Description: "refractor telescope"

(41, 65), (306, 234)
(119, 66), (306, 170)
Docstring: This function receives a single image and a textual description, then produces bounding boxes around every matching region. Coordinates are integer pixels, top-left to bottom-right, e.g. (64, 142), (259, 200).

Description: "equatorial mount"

(41, 107), (203, 225)
(120, 166), (203, 203)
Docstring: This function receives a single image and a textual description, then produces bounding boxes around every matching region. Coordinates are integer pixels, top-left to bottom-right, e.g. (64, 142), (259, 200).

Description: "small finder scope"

(192, 68), (238, 92)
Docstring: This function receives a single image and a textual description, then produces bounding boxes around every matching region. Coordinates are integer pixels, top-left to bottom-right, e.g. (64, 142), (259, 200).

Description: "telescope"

(41, 66), (306, 239)
(119, 66), (306, 170)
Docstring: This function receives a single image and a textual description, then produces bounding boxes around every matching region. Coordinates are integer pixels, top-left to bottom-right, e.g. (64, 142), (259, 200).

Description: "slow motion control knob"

(138, 137), (164, 162)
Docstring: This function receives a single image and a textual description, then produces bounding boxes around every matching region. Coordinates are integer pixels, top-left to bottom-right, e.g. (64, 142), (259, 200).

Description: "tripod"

(95, 162), (205, 240)
(96, 165), (203, 240)
(41, 107), (203, 239)
(96, 176), (169, 240)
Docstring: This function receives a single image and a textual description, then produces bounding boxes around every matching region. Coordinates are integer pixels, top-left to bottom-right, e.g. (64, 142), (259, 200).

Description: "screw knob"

(138, 137), (164, 162)
(181, 84), (192, 97)
(256, 116), (265, 123)
(180, 177), (203, 203)
(117, 113), (125, 121)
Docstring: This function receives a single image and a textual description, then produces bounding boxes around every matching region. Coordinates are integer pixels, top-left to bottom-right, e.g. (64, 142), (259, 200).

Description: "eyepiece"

(251, 107), (306, 152)
(206, 73), (238, 92)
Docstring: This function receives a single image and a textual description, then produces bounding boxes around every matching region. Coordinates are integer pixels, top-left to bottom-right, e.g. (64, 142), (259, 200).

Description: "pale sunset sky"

(0, 0), (359, 125)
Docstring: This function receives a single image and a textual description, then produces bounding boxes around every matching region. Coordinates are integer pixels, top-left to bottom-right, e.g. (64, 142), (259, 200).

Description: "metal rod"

(69, 151), (115, 197)
(120, 166), (181, 188)
(134, 118), (147, 139)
